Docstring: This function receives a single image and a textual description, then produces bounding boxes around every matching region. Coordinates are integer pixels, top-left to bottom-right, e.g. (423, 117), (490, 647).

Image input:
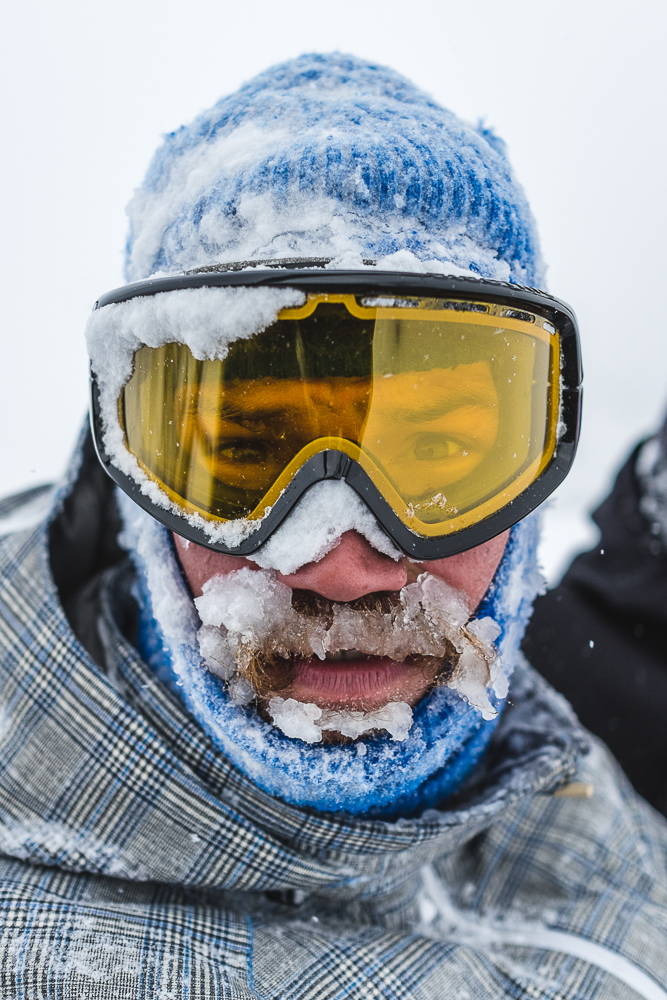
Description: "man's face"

(175, 529), (508, 714)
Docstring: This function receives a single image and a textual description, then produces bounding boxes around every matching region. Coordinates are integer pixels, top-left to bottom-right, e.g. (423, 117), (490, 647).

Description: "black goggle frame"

(90, 262), (582, 560)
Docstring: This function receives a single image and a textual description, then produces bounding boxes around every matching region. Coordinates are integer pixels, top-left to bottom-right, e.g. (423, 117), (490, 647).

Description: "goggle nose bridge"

(322, 450), (355, 480)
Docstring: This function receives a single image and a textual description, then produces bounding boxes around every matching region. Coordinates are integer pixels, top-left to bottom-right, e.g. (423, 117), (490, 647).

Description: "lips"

(287, 654), (441, 710)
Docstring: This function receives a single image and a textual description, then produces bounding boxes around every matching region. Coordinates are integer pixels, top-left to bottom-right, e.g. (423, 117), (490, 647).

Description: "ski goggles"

(90, 264), (582, 559)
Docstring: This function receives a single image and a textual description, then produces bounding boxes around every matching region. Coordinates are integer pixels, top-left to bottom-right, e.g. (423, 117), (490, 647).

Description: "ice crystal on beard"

(194, 567), (502, 731)
(267, 698), (414, 744)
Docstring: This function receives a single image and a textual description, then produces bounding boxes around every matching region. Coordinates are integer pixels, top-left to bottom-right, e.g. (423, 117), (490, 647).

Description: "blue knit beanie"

(125, 52), (544, 286)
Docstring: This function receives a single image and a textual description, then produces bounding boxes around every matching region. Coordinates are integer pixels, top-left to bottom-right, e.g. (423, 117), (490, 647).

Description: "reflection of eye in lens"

(412, 434), (462, 461)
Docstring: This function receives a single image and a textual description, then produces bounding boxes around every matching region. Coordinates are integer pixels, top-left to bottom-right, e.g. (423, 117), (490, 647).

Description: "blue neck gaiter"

(118, 491), (542, 819)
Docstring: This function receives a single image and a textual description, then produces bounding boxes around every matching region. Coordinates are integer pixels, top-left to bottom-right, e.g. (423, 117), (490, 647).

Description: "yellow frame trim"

(279, 293), (553, 342)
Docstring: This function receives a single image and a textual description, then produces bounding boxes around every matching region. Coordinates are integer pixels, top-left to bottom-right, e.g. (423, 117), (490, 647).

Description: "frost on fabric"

(0, 487), (56, 538)
(417, 863), (661, 999)
(475, 509), (545, 705)
(87, 285), (304, 547)
(124, 54), (543, 287)
(0, 817), (144, 880)
(4, 926), (249, 997)
(195, 566), (501, 721)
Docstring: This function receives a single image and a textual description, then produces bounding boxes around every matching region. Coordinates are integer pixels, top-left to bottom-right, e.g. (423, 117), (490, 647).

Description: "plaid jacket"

(0, 481), (666, 999)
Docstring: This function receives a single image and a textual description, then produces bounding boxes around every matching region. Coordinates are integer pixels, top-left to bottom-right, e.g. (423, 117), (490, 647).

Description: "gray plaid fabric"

(1, 492), (667, 998)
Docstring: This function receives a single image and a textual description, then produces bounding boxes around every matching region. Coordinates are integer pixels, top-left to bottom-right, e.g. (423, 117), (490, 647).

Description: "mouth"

(257, 652), (444, 744)
(244, 647), (451, 715)
(195, 568), (500, 738)
(242, 589), (457, 710)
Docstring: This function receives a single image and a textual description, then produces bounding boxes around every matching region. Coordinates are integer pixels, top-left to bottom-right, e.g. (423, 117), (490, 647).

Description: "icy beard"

(195, 569), (502, 744)
(116, 489), (543, 818)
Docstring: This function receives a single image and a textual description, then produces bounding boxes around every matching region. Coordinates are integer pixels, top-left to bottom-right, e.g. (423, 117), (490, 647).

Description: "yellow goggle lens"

(120, 294), (559, 537)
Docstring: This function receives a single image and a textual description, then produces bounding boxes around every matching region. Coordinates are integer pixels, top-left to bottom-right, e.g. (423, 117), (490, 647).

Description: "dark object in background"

(523, 442), (667, 817)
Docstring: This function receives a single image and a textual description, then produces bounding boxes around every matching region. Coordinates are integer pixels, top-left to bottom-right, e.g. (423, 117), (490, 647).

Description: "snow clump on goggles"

(87, 266), (581, 560)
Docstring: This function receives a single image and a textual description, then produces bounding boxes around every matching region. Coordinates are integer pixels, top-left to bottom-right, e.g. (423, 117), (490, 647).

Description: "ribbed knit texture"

(125, 53), (543, 285)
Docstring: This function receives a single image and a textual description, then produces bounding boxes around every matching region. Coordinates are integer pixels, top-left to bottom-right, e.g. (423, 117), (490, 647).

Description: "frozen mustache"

(194, 568), (503, 740)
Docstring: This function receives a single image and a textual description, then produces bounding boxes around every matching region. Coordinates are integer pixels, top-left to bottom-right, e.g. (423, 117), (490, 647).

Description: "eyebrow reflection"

(374, 377), (499, 423)
(187, 378), (372, 426)
(182, 370), (497, 442)
(390, 392), (498, 423)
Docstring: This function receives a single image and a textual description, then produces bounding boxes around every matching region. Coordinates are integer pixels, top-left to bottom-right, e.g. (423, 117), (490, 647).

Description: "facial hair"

(194, 568), (502, 735)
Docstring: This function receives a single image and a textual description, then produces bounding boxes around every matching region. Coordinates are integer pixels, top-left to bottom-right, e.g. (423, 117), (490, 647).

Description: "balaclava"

(93, 53), (546, 818)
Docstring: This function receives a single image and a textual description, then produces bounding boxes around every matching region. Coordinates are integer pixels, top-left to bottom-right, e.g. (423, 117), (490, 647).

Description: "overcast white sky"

(1, 0), (665, 581)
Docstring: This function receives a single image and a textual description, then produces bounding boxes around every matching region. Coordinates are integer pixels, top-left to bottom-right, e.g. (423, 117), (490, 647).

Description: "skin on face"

(174, 528), (509, 713)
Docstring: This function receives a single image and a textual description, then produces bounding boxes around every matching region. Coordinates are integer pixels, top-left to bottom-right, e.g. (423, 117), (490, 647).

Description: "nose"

(277, 530), (408, 602)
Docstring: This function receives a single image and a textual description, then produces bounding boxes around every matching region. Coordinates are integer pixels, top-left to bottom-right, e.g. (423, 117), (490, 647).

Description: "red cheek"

(173, 534), (258, 598)
(411, 530), (509, 612)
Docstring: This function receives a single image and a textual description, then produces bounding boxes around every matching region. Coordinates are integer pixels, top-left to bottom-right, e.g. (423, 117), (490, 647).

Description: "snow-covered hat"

(125, 52), (544, 286)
